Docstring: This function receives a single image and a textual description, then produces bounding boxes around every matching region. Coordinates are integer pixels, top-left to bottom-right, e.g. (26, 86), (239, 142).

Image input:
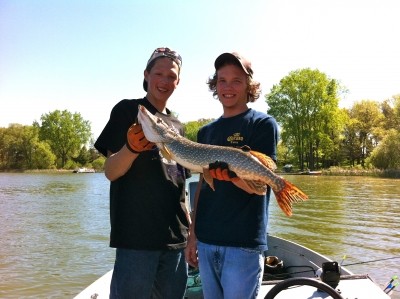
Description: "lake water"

(0, 173), (399, 298)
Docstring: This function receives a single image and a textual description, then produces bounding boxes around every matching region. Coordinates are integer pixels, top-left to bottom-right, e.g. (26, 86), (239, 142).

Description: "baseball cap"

(214, 52), (253, 77)
(143, 47), (182, 91)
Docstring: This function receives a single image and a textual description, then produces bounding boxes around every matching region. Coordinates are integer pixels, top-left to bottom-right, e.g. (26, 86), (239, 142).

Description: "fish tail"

(273, 179), (308, 217)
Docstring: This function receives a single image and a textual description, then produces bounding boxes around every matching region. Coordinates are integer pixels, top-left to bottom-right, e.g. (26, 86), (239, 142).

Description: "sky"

(1, 0), (399, 139)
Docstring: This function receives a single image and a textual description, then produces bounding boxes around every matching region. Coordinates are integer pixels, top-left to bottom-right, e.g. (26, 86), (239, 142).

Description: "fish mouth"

(137, 105), (147, 125)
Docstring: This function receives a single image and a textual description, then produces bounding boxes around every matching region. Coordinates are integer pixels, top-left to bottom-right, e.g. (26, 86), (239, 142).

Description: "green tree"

(0, 124), (55, 170)
(73, 146), (92, 166)
(92, 156), (106, 171)
(369, 129), (400, 169)
(346, 100), (383, 167)
(381, 94), (400, 131)
(0, 127), (8, 169)
(276, 141), (296, 168)
(266, 68), (343, 170)
(0, 124), (24, 169)
(19, 125), (56, 169)
(318, 108), (347, 168)
(341, 114), (361, 166)
(184, 119), (213, 142)
(31, 141), (57, 169)
(38, 110), (92, 168)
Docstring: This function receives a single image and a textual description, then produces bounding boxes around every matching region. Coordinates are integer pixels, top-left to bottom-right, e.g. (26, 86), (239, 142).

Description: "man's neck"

(222, 105), (248, 118)
(146, 95), (167, 114)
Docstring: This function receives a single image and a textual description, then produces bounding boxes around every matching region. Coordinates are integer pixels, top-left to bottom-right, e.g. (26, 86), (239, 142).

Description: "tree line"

(0, 68), (399, 172)
(265, 69), (400, 171)
(0, 110), (104, 171)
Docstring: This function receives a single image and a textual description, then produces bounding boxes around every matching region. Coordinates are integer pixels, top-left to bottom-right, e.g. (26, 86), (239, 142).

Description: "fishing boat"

(73, 182), (395, 299)
(299, 170), (322, 175)
(73, 167), (96, 173)
(73, 233), (393, 298)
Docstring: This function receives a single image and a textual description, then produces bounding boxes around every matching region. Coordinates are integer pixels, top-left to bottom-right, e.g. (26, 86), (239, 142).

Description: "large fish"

(137, 105), (308, 216)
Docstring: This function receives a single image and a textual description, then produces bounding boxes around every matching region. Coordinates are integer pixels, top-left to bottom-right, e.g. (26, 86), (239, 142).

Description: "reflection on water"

(0, 173), (399, 298)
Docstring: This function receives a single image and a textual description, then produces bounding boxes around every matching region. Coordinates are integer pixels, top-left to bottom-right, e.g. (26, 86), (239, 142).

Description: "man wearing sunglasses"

(95, 47), (189, 299)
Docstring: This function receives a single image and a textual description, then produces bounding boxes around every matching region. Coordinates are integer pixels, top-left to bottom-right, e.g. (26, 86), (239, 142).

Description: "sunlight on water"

(0, 173), (399, 298)
(268, 175), (400, 293)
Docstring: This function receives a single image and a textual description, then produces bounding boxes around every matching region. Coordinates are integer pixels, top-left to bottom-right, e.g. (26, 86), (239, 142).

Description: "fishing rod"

(341, 255), (400, 267)
(383, 275), (398, 294)
(341, 256), (399, 294)
(385, 280), (398, 294)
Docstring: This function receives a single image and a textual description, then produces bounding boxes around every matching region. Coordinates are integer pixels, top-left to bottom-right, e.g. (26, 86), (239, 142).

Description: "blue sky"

(1, 0), (399, 139)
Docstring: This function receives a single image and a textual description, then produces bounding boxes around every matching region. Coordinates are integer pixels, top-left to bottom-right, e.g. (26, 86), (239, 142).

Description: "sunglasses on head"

(147, 47), (182, 68)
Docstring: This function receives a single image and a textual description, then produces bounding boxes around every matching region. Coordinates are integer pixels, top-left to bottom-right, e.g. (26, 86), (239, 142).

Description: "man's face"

(216, 64), (248, 109)
(145, 57), (180, 102)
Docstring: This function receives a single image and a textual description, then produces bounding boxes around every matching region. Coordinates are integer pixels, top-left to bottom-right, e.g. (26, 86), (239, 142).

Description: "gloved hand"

(126, 123), (155, 153)
(208, 161), (238, 181)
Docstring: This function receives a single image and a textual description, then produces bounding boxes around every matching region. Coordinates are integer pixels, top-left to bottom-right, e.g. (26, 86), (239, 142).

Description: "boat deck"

(258, 274), (390, 298)
(74, 271), (390, 299)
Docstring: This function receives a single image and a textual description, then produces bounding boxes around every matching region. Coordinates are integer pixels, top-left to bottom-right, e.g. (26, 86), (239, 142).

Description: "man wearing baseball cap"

(186, 52), (279, 298)
(95, 47), (190, 299)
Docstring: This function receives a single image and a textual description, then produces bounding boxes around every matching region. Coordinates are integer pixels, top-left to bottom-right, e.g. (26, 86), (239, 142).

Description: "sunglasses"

(147, 47), (182, 68)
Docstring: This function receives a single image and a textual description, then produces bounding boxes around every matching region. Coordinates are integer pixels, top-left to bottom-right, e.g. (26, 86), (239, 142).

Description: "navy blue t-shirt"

(195, 108), (279, 250)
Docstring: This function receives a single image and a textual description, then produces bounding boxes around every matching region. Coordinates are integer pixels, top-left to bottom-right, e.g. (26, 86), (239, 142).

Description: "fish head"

(137, 105), (179, 143)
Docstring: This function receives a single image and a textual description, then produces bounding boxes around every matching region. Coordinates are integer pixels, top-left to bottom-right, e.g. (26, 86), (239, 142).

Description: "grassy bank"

(321, 167), (400, 178)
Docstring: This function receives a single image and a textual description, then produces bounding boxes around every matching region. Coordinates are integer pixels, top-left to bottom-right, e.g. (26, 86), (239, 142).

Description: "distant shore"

(0, 169), (96, 174)
(281, 167), (400, 179)
(1, 167), (400, 179)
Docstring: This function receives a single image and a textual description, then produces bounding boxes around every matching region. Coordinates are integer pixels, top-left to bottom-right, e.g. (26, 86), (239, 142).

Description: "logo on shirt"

(227, 133), (244, 145)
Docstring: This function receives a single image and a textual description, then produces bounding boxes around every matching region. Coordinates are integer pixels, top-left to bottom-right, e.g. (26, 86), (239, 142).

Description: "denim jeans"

(197, 241), (264, 299)
(109, 248), (188, 299)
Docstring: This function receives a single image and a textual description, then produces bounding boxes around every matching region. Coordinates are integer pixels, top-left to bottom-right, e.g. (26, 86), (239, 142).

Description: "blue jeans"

(197, 241), (264, 299)
(109, 248), (188, 299)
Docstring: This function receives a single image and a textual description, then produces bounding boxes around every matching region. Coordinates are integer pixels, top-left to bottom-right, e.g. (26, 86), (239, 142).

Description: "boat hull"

(73, 235), (390, 299)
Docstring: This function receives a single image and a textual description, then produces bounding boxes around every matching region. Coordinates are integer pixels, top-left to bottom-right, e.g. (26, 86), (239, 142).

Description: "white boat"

(73, 167), (95, 173)
(73, 233), (393, 299)
(74, 181), (394, 299)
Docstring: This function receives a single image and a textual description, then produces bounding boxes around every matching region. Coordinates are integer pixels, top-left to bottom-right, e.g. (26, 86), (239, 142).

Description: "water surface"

(0, 173), (399, 298)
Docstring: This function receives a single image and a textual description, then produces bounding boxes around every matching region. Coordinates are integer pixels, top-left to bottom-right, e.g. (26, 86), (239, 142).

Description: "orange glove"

(126, 123), (155, 153)
(208, 161), (238, 181)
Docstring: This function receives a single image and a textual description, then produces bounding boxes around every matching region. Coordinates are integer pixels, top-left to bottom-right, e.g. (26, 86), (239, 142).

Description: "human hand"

(208, 161), (238, 182)
(185, 232), (199, 268)
(126, 123), (155, 153)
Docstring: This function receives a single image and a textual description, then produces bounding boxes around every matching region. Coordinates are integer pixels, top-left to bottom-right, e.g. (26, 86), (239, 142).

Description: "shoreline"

(1, 168), (400, 179)
(281, 168), (400, 179)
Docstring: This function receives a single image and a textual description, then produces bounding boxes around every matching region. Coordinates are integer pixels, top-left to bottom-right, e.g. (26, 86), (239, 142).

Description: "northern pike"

(137, 105), (308, 216)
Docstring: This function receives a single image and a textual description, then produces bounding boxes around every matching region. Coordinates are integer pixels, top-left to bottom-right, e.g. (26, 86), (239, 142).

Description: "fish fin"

(273, 178), (308, 217)
(158, 144), (173, 161)
(249, 151), (277, 171)
(202, 168), (215, 191)
(238, 179), (268, 195)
